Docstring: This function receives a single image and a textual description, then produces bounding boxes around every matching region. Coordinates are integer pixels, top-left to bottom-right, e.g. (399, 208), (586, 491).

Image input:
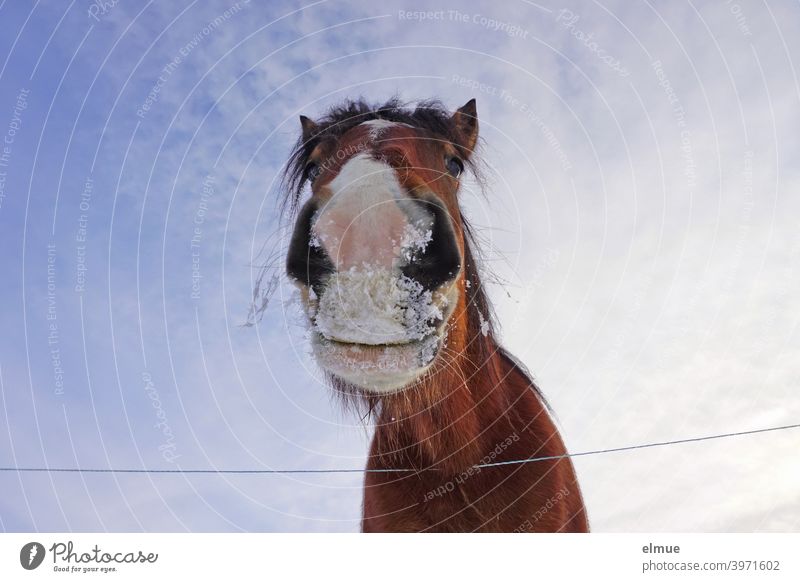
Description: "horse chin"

(300, 276), (460, 394)
(311, 330), (444, 394)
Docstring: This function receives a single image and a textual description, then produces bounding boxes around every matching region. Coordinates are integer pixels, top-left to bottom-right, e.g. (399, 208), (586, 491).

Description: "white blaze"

(309, 154), (440, 346)
(359, 118), (414, 140)
(311, 154), (429, 271)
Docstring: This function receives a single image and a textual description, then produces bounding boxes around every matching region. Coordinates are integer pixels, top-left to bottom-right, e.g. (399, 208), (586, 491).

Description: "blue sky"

(1, 0), (799, 532)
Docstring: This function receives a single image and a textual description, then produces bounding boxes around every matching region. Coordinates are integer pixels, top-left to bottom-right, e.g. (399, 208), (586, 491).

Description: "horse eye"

(446, 156), (464, 178)
(305, 162), (321, 183)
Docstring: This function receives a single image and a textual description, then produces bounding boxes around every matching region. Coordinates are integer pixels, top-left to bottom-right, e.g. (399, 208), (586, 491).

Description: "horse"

(281, 98), (588, 532)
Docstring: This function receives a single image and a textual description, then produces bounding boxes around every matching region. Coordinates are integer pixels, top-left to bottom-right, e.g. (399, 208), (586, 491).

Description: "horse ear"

(299, 115), (318, 143)
(451, 99), (478, 155)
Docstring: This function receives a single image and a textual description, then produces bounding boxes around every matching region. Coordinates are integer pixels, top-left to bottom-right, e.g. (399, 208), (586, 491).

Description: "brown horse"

(282, 98), (588, 532)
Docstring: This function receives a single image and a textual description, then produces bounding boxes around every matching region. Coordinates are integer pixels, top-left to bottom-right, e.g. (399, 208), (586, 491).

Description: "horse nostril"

(401, 198), (461, 291)
(286, 200), (335, 290)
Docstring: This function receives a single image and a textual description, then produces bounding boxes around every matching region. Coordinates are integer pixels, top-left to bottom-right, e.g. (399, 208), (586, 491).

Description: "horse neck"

(372, 334), (541, 475)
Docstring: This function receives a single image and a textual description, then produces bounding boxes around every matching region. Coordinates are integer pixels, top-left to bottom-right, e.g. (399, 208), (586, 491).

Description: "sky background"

(0, 0), (798, 532)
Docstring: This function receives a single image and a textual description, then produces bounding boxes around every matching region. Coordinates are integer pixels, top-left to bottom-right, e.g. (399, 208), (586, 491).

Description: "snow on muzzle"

(312, 268), (444, 345)
(296, 154), (459, 349)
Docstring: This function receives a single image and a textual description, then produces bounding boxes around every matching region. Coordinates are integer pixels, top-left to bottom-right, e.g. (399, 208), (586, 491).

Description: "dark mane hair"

(279, 97), (481, 215)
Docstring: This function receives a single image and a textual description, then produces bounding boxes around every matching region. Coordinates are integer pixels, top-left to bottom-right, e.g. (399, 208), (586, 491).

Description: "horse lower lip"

(312, 331), (443, 383)
(317, 333), (434, 348)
